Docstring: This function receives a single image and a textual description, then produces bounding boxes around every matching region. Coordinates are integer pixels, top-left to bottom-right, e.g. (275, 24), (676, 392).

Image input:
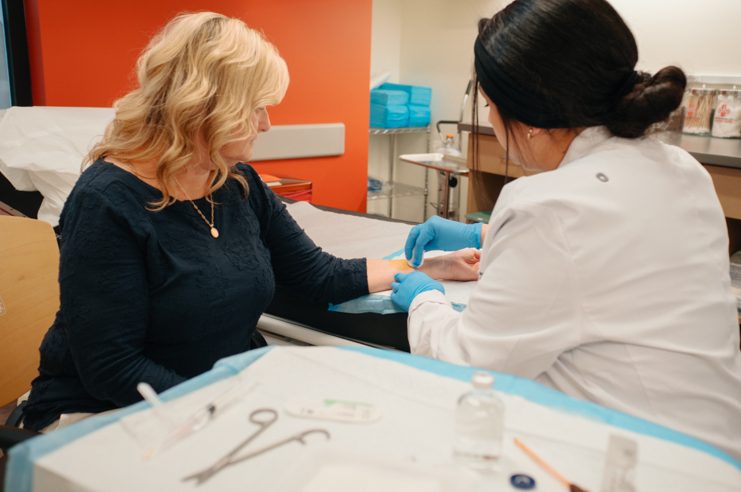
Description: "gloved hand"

(390, 271), (445, 312)
(405, 216), (483, 268)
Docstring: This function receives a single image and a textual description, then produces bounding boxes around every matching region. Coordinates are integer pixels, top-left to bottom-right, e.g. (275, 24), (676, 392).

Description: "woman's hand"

(418, 248), (481, 281)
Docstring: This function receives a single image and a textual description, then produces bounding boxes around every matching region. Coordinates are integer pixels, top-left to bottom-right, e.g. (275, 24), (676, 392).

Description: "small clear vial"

(453, 371), (505, 470)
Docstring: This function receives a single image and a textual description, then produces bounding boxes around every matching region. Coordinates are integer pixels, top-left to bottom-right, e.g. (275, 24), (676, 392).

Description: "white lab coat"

(408, 126), (741, 460)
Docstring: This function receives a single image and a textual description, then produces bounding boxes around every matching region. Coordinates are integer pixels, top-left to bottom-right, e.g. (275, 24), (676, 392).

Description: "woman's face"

(482, 92), (510, 154)
(481, 91), (566, 174)
(482, 91), (530, 168)
(219, 107), (272, 165)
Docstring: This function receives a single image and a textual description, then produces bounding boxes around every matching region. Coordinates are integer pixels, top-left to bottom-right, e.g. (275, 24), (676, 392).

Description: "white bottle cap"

(471, 372), (494, 390)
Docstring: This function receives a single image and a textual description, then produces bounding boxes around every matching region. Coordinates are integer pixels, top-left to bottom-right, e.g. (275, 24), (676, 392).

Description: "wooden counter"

(466, 133), (741, 255)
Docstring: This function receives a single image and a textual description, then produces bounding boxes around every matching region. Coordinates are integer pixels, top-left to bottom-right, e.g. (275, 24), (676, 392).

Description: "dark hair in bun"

(474, 0), (687, 139)
(606, 66), (686, 138)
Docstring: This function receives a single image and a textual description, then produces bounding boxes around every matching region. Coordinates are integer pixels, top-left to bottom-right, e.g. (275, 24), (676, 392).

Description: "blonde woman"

(22, 12), (478, 432)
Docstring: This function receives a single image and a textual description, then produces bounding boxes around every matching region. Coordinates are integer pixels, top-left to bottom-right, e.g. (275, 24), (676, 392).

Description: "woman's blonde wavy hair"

(86, 11), (289, 210)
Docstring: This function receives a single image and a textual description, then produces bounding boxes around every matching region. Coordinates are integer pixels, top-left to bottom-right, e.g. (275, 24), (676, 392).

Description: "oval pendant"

(210, 227), (219, 239)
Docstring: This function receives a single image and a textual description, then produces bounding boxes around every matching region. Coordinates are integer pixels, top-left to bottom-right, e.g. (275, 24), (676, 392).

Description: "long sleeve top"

(407, 127), (741, 460)
(23, 161), (368, 430)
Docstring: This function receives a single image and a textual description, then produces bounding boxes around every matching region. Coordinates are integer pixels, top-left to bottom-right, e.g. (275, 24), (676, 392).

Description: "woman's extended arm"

(367, 248), (480, 293)
(251, 165), (480, 300)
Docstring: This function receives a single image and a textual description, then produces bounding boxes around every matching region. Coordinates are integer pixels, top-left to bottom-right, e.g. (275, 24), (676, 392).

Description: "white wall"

(398, 0), (506, 138)
(369, 0), (506, 221)
(370, 0), (403, 86)
(368, 0), (741, 221)
(368, 0), (396, 219)
(611, 0), (741, 76)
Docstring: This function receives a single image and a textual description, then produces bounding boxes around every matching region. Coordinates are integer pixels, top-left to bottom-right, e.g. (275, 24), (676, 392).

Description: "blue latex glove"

(390, 272), (445, 312)
(404, 216), (483, 267)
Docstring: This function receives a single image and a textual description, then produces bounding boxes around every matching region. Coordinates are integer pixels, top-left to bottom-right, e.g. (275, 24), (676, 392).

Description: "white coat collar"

(558, 126), (612, 169)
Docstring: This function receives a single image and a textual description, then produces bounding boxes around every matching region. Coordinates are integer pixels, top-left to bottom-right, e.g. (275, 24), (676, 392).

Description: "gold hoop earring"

(527, 128), (534, 139)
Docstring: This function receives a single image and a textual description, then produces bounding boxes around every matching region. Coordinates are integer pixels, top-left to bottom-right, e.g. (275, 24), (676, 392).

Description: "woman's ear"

(528, 127), (547, 139)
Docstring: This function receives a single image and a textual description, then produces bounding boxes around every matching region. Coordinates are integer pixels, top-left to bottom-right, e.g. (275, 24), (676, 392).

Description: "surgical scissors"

(182, 408), (330, 485)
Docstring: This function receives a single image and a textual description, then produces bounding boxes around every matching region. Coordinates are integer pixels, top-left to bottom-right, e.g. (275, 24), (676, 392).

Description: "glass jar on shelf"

(683, 86), (718, 135)
(711, 89), (741, 139)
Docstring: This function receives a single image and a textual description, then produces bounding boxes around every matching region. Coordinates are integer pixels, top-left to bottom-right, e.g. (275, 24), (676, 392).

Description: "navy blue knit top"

(23, 160), (368, 430)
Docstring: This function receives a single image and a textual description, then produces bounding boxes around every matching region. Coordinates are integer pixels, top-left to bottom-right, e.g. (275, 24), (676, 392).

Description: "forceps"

(182, 408), (330, 485)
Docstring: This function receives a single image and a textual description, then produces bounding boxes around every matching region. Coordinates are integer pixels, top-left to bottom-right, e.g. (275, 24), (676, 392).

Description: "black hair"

(474, 0), (686, 139)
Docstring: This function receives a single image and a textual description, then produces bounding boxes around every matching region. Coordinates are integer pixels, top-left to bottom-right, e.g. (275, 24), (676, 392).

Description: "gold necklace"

(174, 178), (219, 239)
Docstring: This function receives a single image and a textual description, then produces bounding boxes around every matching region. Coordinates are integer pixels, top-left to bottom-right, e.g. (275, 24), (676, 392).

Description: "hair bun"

(607, 66), (687, 138)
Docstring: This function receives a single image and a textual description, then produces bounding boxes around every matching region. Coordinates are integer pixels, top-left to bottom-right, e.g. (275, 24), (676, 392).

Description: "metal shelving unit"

(368, 126), (430, 218)
(367, 181), (425, 201)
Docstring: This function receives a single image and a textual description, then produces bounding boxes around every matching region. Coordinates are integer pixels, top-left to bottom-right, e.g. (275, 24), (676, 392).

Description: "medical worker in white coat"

(391, 0), (741, 461)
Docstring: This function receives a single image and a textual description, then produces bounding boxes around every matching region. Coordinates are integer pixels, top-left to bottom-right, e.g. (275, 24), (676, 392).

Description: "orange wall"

(24, 0), (371, 212)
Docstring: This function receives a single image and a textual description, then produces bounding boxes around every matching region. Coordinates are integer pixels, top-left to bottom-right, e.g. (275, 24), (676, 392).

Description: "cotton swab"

(514, 437), (589, 492)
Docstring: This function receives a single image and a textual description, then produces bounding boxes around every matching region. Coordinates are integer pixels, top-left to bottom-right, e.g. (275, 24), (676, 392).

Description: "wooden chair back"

(0, 216), (59, 405)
